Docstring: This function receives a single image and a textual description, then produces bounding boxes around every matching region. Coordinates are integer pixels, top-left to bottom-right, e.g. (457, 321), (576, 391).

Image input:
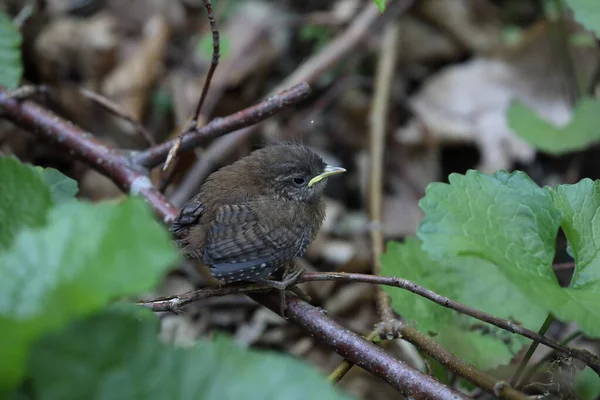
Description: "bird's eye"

(293, 177), (306, 186)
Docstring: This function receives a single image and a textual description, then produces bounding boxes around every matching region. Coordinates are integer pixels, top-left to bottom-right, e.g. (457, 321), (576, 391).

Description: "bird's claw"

(256, 267), (307, 317)
(376, 318), (404, 340)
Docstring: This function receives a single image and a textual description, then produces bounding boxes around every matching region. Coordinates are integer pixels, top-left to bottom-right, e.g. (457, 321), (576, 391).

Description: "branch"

(327, 330), (380, 383)
(0, 85), (466, 399)
(133, 82), (311, 169)
(400, 326), (527, 400)
(368, 19), (400, 327)
(139, 271), (600, 377)
(253, 294), (470, 400)
(163, 0), (220, 171)
(0, 89), (178, 223)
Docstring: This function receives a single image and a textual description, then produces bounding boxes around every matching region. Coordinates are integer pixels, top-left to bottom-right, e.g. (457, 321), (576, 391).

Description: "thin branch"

(328, 330), (380, 383)
(401, 326), (528, 400)
(253, 294), (470, 400)
(300, 272), (600, 377)
(510, 314), (554, 387)
(520, 330), (583, 386)
(137, 270), (600, 377)
(163, 0), (220, 171)
(133, 82), (312, 168)
(0, 90), (178, 223)
(138, 283), (272, 313)
(80, 88), (156, 146)
(369, 20), (400, 325)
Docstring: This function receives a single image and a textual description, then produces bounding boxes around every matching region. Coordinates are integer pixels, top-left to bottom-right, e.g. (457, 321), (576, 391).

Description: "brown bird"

(170, 143), (345, 298)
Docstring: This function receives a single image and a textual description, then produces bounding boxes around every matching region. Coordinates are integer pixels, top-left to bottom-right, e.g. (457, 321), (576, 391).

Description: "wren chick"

(170, 143), (345, 304)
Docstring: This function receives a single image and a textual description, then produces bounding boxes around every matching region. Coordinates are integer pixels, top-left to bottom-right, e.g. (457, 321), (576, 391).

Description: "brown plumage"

(170, 143), (345, 286)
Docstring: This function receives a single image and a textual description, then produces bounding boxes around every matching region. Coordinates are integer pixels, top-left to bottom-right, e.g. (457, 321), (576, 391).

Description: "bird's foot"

(256, 267), (307, 317)
(375, 318), (404, 340)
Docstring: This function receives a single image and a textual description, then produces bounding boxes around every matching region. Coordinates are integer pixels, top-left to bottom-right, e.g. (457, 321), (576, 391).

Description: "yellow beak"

(308, 165), (346, 187)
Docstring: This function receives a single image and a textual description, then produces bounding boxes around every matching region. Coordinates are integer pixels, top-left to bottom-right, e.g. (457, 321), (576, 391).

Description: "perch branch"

(138, 271), (600, 377)
(253, 294), (469, 400)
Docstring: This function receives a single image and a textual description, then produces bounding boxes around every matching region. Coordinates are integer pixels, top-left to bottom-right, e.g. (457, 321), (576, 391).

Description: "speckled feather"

(170, 144), (329, 284)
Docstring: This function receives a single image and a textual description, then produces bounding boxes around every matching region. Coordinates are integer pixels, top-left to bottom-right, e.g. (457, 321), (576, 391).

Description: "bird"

(170, 143), (345, 309)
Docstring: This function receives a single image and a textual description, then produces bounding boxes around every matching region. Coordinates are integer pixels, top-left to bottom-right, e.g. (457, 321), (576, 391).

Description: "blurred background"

(1, 0), (599, 398)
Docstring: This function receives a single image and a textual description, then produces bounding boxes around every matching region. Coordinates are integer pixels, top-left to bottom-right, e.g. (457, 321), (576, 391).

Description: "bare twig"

(328, 330), (380, 383)
(138, 283), (272, 313)
(163, 0), (220, 171)
(401, 326), (527, 400)
(510, 314), (554, 387)
(254, 294), (470, 400)
(301, 272), (600, 377)
(369, 20), (400, 328)
(275, 0), (413, 94)
(520, 330), (583, 386)
(136, 270), (600, 377)
(80, 88), (156, 146)
(133, 83), (312, 168)
(0, 90), (177, 222)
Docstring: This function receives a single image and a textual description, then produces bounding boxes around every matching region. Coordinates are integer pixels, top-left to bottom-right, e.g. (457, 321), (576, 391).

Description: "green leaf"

(0, 198), (178, 392)
(373, 0), (386, 13)
(508, 97), (600, 154)
(381, 238), (537, 370)
(28, 310), (352, 400)
(576, 367), (600, 400)
(418, 170), (600, 338)
(32, 167), (79, 203)
(0, 11), (23, 89)
(565, 0), (600, 38)
(552, 179), (600, 289)
(0, 156), (52, 250)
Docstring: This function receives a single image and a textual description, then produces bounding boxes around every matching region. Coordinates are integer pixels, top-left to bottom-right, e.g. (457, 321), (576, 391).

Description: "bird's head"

(247, 144), (345, 203)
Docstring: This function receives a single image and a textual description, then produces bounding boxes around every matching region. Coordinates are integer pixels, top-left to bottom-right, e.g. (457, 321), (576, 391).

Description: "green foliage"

(0, 158), (178, 392)
(552, 179), (600, 289)
(0, 197), (178, 391)
(0, 156), (52, 249)
(415, 170), (600, 337)
(0, 11), (23, 89)
(30, 166), (79, 203)
(508, 98), (600, 154)
(565, 0), (600, 38)
(381, 238), (537, 370)
(576, 367), (600, 400)
(384, 170), (600, 370)
(373, 0), (387, 13)
(26, 309), (351, 400)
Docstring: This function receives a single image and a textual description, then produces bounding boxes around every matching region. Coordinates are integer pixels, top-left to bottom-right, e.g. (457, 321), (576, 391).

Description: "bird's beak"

(308, 165), (346, 187)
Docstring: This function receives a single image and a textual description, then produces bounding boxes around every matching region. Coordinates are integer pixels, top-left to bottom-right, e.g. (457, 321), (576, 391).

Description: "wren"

(170, 143), (345, 307)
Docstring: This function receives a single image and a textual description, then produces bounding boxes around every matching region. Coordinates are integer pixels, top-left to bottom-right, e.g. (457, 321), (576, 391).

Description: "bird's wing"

(203, 203), (311, 280)
(170, 198), (204, 235)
